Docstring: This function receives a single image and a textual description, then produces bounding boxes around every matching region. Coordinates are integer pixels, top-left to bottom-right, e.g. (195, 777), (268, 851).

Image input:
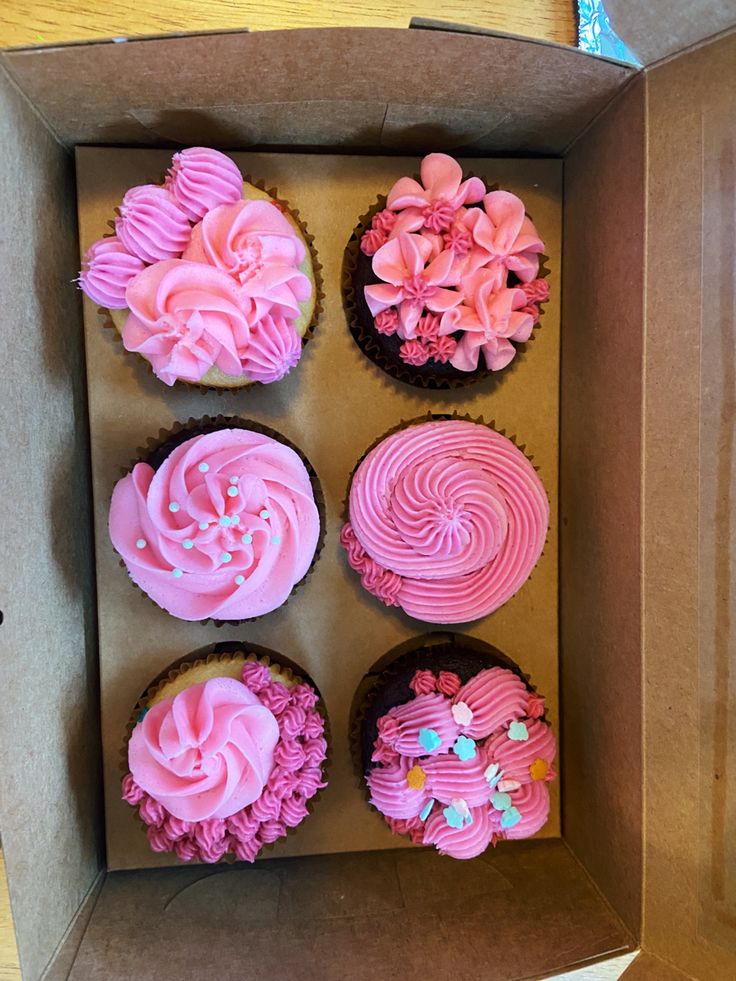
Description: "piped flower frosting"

(359, 153), (547, 374)
(78, 147), (313, 387)
(367, 664), (556, 859)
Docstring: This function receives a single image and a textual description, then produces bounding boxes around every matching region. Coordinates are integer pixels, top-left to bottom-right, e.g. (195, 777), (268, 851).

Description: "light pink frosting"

(166, 147), (243, 221)
(109, 428), (320, 621)
(124, 661), (327, 863)
(360, 154), (547, 373)
(366, 663), (556, 859)
(115, 185), (192, 263)
(342, 420), (548, 623)
(78, 237), (145, 309)
(129, 677), (279, 821)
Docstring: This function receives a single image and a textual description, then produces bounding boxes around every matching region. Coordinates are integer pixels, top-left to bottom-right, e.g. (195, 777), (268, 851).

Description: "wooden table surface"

(0, 2), (576, 977)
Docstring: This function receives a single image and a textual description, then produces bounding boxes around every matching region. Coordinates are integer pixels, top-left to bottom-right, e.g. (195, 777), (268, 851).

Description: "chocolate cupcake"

(109, 416), (324, 623)
(343, 152), (549, 389)
(354, 634), (556, 860)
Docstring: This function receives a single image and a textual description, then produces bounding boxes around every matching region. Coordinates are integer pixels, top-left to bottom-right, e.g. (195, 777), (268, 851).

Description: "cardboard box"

(1, 6), (734, 978)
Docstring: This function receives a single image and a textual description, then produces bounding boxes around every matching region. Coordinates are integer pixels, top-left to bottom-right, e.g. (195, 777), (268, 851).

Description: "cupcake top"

(365, 661), (555, 859)
(109, 426), (321, 622)
(78, 147), (316, 388)
(350, 153), (548, 386)
(340, 419), (548, 623)
(122, 655), (327, 863)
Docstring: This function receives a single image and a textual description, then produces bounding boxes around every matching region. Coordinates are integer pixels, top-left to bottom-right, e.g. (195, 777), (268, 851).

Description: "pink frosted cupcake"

(355, 635), (555, 859)
(78, 147), (318, 389)
(122, 645), (328, 864)
(344, 152), (548, 389)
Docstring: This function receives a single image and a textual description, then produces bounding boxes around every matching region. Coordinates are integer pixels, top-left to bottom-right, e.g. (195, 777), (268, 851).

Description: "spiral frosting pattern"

(109, 427), (321, 621)
(343, 420), (548, 622)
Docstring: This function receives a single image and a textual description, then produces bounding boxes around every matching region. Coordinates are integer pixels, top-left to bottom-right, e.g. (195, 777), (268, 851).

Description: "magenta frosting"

(360, 153), (548, 372)
(166, 147), (244, 221)
(342, 419), (548, 623)
(123, 661), (327, 863)
(78, 237), (145, 309)
(115, 185), (192, 263)
(367, 664), (556, 859)
(109, 428), (320, 622)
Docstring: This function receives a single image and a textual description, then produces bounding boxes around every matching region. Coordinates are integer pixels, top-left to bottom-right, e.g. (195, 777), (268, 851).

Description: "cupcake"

(109, 418), (323, 622)
(122, 645), (328, 863)
(355, 634), (556, 859)
(340, 417), (548, 623)
(78, 147), (319, 389)
(343, 152), (548, 389)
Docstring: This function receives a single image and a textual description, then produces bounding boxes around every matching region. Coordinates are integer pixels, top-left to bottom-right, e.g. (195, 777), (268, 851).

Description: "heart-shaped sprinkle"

(530, 757), (549, 781)
(418, 727), (442, 753)
(491, 791), (512, 811)
(451, 701), (473, 727)
(501, 806), (522, 829)
(452, 735), (477, 761)
(508, 721), (529, 741)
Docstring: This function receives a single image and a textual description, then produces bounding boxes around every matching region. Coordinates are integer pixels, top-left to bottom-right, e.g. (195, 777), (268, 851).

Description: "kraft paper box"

(0, 5), (734, 979)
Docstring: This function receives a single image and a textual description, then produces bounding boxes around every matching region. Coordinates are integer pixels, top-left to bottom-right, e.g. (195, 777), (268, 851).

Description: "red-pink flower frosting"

(115, 184), (192, 263)
(78, 237), (145, 309)
(165, 147), (243, 222)
(366, 663), (556, 859)
(360, 154), (547, 374)
(342, 419), (548, 623)
(109, 427), (320, 622)
(124, 661), (327, 863)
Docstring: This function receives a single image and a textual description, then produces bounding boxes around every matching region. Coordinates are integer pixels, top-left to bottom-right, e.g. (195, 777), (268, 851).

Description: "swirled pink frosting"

(123, 661), (327, 863)
(166, 147), (243, 221)
(342, 419), (548, 623)
(360, 154), (547, 373)
(78, 237), (145, 309)
(109, 428), (320, 622)
(115, 185), (192, 263)
(366, 662), (556, 859)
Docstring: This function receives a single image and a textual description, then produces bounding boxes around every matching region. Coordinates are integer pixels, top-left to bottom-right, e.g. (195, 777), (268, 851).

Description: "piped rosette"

(362, 655), (555, 860)
(78, 147), (318, 389)
(341, 418), (548, 623)
(122, 650), (328, 864)
(109, 420), (323, 623)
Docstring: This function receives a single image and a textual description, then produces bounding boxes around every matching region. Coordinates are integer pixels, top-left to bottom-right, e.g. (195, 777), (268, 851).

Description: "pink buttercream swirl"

(366, 663), (556, 859)
(123, 662), (327, 863)
(373, 309), (399, 336)
(361, 154), (547, 374)
(342, 419), (548, 623)
(78, 237), (145, 309)
(115, 185), (192, 263)
(339, 523), (403, 606)
(109, 427), (320, 622)
(165, 147), (243, 222)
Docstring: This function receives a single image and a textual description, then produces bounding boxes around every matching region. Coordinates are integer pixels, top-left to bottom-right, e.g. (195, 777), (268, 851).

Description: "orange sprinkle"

(406, 764), (427, 790)
(530, 758), (549, 781)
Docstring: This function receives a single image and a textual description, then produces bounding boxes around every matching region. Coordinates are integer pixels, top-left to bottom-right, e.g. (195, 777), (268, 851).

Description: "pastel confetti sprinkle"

(491, 792), (511, 811)
(241, 533), (253, 545)
(183, 539), (193, 550)
(497, 779), (521, 793)
(451, 701), (473, 727)
(450, 798), (470, 821)
(501, 806), (522, 829)
(229, 476), (239, 484)
(260, 509), (270, 520)
(227, 486), (238, 497)
(453, 735), (477, 761)
(172, 568), (183, 578)
(135, 539), (146, 549)
(231, 515), (240, 525)
(221, 552), (232, 563)
(530, 758), (549, 781)
(198, 462), (209, 473)
(484, 763), (503, 789)
(419, 799), (434, 821)
(198, 521), (209, 530)
(508, 721), (529, 741)
(168, 502), (180, 513)
(219, 516), (231, 527)
(234, 575), (245, 585)
(442, 805), (463, 830)
(406, 764), (426, 791)
(418, 728), (442, 753)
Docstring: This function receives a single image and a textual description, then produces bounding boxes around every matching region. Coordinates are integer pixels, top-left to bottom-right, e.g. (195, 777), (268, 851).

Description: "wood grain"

(0, 852), (20, 981)
(0, 0), (576, 48)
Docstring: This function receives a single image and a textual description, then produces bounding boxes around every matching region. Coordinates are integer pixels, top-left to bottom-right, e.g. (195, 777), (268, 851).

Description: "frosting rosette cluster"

(341, 419), (548, 623)
(109, 426), (321, 622)
(123, 659), (328, 863)
(356, 152), (548, 375)
(78, 147), (314, 387)
(366, 664), (556, 859)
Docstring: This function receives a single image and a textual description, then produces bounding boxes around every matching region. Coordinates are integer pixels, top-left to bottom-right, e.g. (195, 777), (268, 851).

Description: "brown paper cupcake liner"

(114, 414), (326, 627)
(99, 172), (324, 394)
(120, 642), (331, 866)
(348, 632), (542, 802)
(340, 412), (550, 621)
(342, 186), (549, 391)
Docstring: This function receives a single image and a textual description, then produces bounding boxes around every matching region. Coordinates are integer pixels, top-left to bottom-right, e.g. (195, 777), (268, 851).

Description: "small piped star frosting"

(367, 662), (556, 860)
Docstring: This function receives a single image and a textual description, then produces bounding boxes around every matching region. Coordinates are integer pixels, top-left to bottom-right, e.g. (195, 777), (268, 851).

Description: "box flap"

(606, 0), (735, 66)
(0, 27), (634, 154)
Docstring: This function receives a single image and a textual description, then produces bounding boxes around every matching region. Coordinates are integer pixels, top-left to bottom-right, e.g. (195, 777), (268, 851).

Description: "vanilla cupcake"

(78, 147), (318, 389)
(355, 635), (556, 859)
(122, 647), (328, 863)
